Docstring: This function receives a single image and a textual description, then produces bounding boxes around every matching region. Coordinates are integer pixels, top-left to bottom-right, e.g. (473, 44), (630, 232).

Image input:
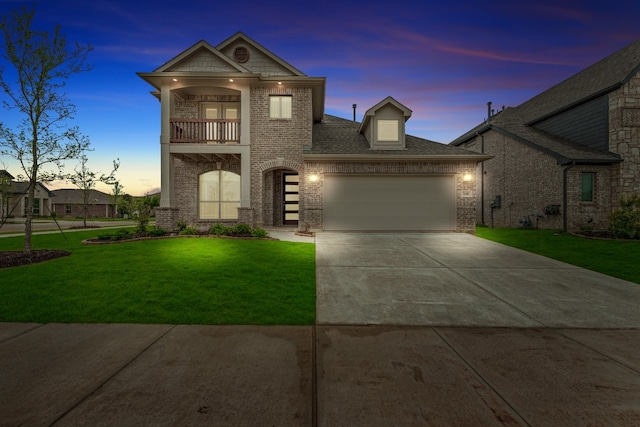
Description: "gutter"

(302, 153), (494, 162)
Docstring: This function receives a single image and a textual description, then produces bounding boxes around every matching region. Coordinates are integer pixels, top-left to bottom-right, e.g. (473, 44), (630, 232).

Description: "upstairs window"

(377, 119), (399, 141)
(581, 173), (594, 202)
(270, 95), (292, 119)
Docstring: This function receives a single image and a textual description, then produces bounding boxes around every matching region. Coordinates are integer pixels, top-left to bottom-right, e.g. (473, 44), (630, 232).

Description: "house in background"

(451, 39), (640, 232)
(51, 188), (117, 218)
(0, 170), (55, 218)
(138, 32), (490, 232)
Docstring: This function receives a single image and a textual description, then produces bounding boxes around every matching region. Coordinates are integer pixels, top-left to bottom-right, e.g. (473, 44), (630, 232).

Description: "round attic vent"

(233, 46), (249, 63)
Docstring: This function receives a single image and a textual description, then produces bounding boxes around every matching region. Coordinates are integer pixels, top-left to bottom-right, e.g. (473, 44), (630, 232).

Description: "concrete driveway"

(316, 232), (640, 327)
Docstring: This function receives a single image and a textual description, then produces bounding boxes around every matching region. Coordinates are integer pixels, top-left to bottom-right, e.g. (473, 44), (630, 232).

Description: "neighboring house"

(138, 32), (490, 232)
(51, 188), (117, 218)
(0, 170), (13, 219)
(451, 39), (640, 232)
(0, 171), (55, 218)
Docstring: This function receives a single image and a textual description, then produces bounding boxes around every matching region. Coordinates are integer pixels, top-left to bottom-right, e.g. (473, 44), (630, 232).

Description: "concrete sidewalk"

(1, 323), (640, 425)
(1, 232), (640, 425)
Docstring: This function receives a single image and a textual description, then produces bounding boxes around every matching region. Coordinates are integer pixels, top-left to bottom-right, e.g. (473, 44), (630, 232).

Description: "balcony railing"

(170, 119), (240, 144)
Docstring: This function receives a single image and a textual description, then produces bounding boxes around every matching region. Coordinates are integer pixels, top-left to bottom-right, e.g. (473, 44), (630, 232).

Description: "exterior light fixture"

(172, 78), (178, 82)
(229, 79), (234, 82)
(309, 174), (319, 182)
(463, 173), (473, 182)
(277, 81), (282, 85)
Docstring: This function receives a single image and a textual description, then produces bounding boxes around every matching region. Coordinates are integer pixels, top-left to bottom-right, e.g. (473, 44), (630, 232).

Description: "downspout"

(562, 162), (576, 232)
(477, 131), (485, 225)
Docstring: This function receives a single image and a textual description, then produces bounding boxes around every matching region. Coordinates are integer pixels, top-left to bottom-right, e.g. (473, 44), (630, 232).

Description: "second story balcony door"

(202, 103), (239, 143)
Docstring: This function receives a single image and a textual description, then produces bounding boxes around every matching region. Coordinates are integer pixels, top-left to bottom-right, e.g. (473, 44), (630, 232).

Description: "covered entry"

(323, 175), (456, 231)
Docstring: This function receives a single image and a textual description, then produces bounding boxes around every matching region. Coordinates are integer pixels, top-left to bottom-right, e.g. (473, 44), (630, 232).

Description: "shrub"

(176, 218), (188, 232)
(608, 194), (640, 238)
(149, 227), (167, 237)
(179, 226), (199, 236)
(112, 229), (133, 241)
(96, 233), (113, 241)
(209, 223), (230, 236)
(251, 227), (269, 238)
(232, 223), (252, 236)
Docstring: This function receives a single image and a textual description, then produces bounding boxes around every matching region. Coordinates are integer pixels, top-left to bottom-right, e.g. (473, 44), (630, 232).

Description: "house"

(451, 39), (640, 232)
(51, 188), (117, 218)
(0, 171), (55, 218)
(138, 32), (490, 232)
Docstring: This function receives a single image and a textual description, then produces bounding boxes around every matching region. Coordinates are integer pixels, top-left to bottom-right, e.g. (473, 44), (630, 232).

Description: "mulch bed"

(0, 250), (71, 269)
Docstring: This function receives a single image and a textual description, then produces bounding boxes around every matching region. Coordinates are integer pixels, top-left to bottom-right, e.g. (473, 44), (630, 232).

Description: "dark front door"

(283, 173), (299, 226)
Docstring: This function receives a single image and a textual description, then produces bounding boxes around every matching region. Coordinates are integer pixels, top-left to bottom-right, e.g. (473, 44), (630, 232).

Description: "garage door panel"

(323, 175), (456, 231)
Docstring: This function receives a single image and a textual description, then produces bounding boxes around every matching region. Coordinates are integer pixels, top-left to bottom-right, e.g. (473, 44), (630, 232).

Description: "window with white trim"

(269, 95), (292, 119)
(377, 119), (399, 141)
(199, 171), (241, 219)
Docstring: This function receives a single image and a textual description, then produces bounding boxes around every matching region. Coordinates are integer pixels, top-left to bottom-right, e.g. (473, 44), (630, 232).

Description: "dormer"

(359, 96), (412, 150)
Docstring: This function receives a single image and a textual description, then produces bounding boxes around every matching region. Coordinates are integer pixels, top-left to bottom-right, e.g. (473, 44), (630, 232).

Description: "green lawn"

(0, 229), (316, 325)
(476, 227), (640, 284)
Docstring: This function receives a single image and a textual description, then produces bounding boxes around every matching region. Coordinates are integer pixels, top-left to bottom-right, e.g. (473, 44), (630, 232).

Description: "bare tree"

(66, 154), (119, 227)
(0, 7), (92, 254)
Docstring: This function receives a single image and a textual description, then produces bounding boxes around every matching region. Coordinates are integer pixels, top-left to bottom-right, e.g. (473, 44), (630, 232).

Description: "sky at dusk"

(1, 0), (640, 196)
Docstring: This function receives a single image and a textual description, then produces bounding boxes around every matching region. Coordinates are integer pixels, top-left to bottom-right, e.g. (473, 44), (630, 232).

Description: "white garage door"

(323, 175), (456, 231)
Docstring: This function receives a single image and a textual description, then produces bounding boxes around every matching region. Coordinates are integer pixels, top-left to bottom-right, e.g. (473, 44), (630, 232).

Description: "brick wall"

(609, 71), (640, 203)
(52, 204), (115, 218)
(250, 86), (312, 226)
(465, 131), (613, 231)
(173, 94), (241, 119)
(172, 155), (242, 229)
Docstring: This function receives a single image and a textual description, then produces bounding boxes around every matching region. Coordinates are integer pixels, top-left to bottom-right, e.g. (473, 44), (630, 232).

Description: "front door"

(283, 173), (299, 226)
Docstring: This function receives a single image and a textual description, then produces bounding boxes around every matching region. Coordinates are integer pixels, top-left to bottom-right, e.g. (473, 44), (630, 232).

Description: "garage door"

(323, 175), (456, 231)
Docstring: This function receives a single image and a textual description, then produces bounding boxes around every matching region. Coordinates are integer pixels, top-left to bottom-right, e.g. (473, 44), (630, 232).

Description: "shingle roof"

(51, 189), (113, 205)
(451, 39), (640, 164)
(10, 181), (55, 196)
(308, 114), (488, 159)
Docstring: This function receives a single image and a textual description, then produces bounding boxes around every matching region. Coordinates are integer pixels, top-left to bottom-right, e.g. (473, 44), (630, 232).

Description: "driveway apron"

(315, 232), (640, 327)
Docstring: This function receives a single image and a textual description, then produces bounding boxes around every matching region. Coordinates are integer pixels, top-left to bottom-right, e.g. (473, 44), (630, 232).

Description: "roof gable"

(216, 32), (305, 77)
(154, 40), (248, 73)
(359, 96), (412, 132)
(451, 39), (640, 164)
(519, 39), (640, 124)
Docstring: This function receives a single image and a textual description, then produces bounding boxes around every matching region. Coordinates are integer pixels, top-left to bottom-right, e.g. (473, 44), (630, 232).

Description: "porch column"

(160, 84), (172, 207)
(241, 147), (250, 208)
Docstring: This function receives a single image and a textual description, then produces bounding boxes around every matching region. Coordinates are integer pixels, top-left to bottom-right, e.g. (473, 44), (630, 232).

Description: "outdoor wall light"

(309, 174), (319, 182)
(229, 79), (234, 82)
(463, 173), (473, 182)
(277, 81), (282, 85)
(172, 78), (178, 82)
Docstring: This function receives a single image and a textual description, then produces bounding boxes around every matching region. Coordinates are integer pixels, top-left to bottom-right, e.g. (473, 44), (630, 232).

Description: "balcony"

(170, 119), (240, 144)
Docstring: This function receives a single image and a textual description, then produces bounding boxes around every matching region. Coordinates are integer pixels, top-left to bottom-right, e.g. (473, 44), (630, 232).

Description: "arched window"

(199, 171), (241, 219)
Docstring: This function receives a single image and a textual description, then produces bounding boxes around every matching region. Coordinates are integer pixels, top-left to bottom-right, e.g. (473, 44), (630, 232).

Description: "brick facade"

(609, 72), (640, 203)
(249, 86), (312, 227)
(147, 34), (484, 233)
(52, 203), (115, 219)
(465, 128), (615, 231)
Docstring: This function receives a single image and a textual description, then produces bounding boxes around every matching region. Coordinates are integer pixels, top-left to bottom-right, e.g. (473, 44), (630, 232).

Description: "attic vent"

(233, 46), (249, 63)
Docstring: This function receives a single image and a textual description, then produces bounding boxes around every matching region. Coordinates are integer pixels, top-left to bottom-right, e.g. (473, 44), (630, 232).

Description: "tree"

(0, 7), (92, 254)
(108, 175), (124, 218)
(66, 154), (119, 227)
(120, 195), (160, 235)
